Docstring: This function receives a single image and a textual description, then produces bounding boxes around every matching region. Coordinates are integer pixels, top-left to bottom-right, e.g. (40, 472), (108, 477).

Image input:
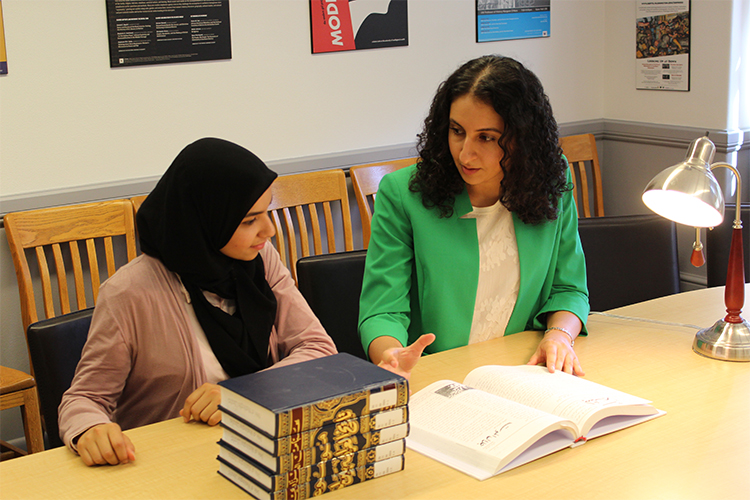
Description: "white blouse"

(462, 201), (520, 344)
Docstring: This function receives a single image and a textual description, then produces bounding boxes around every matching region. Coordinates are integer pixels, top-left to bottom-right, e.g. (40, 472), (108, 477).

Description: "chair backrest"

(349, 158), (416, 248)
(26, 308), (93, 449)
(296, 250), (368, 360)
(559, 133), (604, 218)
(706, 203), (750, 287)
(268, 169), (354, 285)
(4, 200), (136, 374)
(130, 195), (147, 215)
(577, 214), (680, 311)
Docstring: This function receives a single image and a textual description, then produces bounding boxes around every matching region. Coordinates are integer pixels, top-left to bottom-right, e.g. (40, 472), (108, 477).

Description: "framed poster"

(636, 0), (690, 91)
(106, 0), (231, 68)
(310, 0), (408, 54)
(476, 0), (550, 43)
(0, 1), (7, 75)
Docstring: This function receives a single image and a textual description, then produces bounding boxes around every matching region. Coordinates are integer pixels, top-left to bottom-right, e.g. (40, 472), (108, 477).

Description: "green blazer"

(358, 165), (589, 355)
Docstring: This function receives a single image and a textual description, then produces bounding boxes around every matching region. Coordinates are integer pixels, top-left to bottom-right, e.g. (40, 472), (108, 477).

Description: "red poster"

(310, 0), (356, 53)
(310, 0), (408, 54)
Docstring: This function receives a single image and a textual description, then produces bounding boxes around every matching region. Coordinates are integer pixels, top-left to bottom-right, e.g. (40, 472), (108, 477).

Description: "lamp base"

(693, 318), (750, 361)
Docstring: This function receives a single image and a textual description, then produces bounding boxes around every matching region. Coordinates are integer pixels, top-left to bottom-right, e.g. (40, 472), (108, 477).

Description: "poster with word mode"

(310, 0), (408, 53)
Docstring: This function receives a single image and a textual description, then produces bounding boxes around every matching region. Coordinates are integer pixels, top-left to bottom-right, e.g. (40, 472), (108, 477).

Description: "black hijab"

(137, 138), (278, 377)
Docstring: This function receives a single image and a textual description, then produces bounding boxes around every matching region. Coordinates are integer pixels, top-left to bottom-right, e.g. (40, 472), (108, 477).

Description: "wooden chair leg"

(21, 386), (45, 453)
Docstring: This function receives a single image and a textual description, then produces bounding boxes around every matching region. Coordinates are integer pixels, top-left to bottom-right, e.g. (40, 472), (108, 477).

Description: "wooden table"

(1, 286), (748, 499)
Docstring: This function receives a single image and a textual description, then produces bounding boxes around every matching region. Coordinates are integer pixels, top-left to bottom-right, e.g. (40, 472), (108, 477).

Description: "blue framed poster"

(476, 0), (550, 43)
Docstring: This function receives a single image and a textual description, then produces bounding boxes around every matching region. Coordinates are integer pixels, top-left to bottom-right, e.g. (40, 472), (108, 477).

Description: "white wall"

(604, 0), (738, 130)
(0, 0), (606, 200)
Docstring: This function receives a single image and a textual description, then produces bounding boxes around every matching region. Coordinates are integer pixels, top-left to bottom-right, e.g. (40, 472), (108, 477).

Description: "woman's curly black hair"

(410, 55), (569, 225)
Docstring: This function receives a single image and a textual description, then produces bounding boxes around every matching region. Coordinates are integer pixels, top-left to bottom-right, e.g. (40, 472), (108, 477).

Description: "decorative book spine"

(272, 380), (409, 438)
(218, 454), (405, 500)
(218, 439), (405, 492)
(221, 422), (409, 474)
(222, 405), (409, 456)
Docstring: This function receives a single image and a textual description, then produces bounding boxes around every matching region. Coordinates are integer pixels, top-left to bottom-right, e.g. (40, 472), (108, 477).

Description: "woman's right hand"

(370, 334), (435, 379)
(76, 422), (135, 466)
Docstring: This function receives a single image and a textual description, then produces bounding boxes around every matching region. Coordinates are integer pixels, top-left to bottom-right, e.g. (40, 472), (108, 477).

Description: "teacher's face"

(220, 186), (275, 261)
(448, 94), (505, 206)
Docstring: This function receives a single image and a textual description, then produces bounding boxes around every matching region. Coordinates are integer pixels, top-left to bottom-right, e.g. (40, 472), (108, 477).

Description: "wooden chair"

(350, 158), (416, 248)
(130, 194), (147, 214)
(4, 200), (138, 375)
(0, 366), (44, 459)
(268, 169), (354, 285)
(559, 133), (604, 217)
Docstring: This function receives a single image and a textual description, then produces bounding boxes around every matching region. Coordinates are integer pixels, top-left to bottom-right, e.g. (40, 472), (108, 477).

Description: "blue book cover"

(218, 353), (408, 438)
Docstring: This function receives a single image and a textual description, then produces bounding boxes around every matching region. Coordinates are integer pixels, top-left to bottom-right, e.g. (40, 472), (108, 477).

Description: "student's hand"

(76, 422), (135, 466)
(180, 383), (222, 426)
(527, 330), (584, 376)
(375, 334), (436, 379)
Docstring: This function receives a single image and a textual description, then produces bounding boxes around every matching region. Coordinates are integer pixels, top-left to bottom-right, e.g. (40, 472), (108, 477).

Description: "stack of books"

(216, 353), (409, 499)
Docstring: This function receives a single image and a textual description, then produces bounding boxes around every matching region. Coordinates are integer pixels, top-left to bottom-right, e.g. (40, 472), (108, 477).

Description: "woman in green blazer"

(358, 55), (589, 377)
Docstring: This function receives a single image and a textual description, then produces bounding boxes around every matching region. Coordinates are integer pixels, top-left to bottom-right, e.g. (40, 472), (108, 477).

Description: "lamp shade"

(642, 137), (725, 228)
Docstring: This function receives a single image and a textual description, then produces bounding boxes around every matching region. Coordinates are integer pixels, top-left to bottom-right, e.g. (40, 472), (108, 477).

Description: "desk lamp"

(642, 135), (750, 361)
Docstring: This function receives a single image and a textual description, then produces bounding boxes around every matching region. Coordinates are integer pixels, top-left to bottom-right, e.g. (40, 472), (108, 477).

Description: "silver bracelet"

(544, 326), (575, 346)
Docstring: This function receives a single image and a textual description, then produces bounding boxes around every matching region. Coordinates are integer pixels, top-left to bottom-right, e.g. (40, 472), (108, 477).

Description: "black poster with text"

(106, 0), (231, 68)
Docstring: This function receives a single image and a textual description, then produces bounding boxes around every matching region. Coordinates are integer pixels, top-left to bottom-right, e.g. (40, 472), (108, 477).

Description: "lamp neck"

(710, 162), (743, 228)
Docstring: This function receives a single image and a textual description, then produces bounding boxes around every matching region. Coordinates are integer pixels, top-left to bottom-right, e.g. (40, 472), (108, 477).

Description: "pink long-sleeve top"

(58, 244), (337, 450)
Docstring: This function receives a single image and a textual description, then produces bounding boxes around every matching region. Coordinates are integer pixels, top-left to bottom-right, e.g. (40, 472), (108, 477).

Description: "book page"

(407, 380), (577, 479)
(463, 365), (660, 436)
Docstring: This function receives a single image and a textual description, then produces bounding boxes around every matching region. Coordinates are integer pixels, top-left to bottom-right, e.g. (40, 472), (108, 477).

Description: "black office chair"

(577, 214), (680, 311)
(26, 307), (93, 449)
(706, 203), (750, 287)
(296, 250), (368, 360)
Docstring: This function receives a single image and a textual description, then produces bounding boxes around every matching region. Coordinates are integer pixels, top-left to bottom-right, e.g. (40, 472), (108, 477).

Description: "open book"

(406, 365), (665, 480)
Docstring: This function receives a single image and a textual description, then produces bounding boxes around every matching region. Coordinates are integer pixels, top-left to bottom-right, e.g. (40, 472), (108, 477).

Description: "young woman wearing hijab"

(358, 55), (589, 379)
(59, 138), (337, 466)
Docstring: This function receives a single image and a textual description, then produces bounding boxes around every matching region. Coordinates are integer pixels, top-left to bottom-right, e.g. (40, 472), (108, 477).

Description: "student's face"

(448, 94), (505, 205)
(219, 186), (275, 261)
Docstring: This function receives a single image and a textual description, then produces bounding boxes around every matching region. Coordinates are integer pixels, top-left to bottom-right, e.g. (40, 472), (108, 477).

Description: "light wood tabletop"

(1, 286), (748, 499)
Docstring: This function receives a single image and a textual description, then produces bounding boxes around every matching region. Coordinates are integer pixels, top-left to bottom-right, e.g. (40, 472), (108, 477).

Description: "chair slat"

(576, 161), (592, 218)
(322, 202), (336, 252)
(35, 247), (55, 320)
(294, 206), (311, 258)
(308, 203), (324, 255)
(282, 208), (299, 280)
(85, 239), (101, 303)
(270, 210), (287, 265)
(68, 241), (87, 311)
(104, 236), (117, 278)
(51, 244), (71, 315)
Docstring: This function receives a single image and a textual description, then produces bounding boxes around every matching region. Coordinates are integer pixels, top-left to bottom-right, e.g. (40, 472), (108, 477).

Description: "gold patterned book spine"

(275, 380), (409, 438)
(277, 422), (408, 474)
(275, 406), (409, 456)
(272, 439), (404, 491)
(270, 456), (405, 500)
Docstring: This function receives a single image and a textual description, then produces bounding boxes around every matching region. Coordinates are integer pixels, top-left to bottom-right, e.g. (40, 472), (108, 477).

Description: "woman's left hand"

(180, 383), (222, 425)
(527, 330), (584, 376)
